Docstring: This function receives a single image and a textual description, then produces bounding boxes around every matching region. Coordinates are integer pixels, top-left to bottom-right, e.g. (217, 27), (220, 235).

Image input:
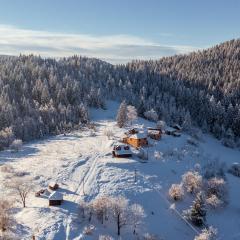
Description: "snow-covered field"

(0, 101), (240, 239)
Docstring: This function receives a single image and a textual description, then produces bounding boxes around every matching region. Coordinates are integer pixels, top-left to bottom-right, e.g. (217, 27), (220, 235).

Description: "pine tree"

(184, 192), (206, 226)
(116, 101), (127, 128)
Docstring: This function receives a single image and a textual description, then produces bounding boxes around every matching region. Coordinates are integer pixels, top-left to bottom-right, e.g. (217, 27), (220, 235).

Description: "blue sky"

(0, 0), (239, 63)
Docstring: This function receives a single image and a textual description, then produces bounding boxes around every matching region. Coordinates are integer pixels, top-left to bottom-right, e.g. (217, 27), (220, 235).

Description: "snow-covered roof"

(165, 127), (176, 132)
(129, 132), (147, 139)
(49, 191), (63, 201)
(148, 130), (161, 135)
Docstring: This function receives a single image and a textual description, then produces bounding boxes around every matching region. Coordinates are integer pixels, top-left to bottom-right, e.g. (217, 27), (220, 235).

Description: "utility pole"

(82, 176), (85, 195)
(134, 168), (137, 182)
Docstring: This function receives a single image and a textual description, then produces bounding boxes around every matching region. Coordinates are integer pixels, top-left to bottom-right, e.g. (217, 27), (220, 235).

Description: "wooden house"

(112, 144), (132, 158)
(165, 127), (181, 137)
(123, 132), (148, 148)
(147, 128), (162, 140)
(49, 191), (63, 206)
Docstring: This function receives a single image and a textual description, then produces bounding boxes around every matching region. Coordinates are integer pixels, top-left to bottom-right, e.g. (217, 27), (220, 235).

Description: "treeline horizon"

(0, 39), (239, 149)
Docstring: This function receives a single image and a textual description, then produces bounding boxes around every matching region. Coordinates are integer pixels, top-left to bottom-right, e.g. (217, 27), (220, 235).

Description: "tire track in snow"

(64, 135), (107, 239)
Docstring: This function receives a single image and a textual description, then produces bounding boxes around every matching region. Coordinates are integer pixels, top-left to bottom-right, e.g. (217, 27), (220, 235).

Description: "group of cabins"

(113, 124), (181, 158)
(35, 182), (63, 206)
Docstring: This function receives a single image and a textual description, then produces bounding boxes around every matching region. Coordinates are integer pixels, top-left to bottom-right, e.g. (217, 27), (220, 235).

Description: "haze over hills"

(0, 39), (239, 150)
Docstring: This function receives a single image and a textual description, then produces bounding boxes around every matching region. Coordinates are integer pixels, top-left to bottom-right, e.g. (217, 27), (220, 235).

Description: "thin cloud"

(0, 24), (200, 64)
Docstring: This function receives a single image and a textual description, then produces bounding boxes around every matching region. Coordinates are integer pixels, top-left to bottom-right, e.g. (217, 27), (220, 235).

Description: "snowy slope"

(0, 101), (240, 239)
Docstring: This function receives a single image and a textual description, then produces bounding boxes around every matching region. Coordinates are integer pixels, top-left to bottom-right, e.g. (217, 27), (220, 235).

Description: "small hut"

(48, 182), (59, 191)
(165, 127), (181, 137)
(123, 132), (148, 148)
(49, 191), (63, 206)
(112, 144), (132, 158)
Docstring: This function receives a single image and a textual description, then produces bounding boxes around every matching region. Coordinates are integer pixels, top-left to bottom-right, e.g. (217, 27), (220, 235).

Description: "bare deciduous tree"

(6, 178), (33, 208)
(110, 196), (129, 236)
(99, 235), (114, 240)
(10, 139), (23, 152)
(130, 203), (145, 235)
(0, 199), (13, 233)
(92, 196), (109, 224)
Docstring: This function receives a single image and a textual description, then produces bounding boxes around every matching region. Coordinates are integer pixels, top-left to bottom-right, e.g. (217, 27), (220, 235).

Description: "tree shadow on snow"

(0, 145), (40, 163)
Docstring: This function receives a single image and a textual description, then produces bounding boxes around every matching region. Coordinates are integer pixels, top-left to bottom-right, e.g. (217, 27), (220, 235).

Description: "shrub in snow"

(87, 122), (97, 131)
(1, 164), (14, 174)
(89, 130), (96, 137)
(0, 127), (15, 150)
(10, 139), (23, 152)
(187, 137), (198, 147)
(194, 163), (201, 172)
(182, 171), (202, 194)
(168, 184), (184, 201)
(13, 171), (30, 177)
(222, 128), (235, 148)
(189, 128), (203, 141)
(83, 225), (95, 235)
(205, 194), (222, 209)
(194, 227), (217, 240)
(205, 177), (228, 205)
(99, 235), (114, 240)
(154, 151), (163, 161)
(183, 192), (206, 227)
(182, 111), (192, 131)
(138, 148), (148, 160)
(143, 233), (159, 240)
(144, 109), (158, 122)
(104, 128), (114, 140)
(156, 120), (166, 130)
(203, 159), (226, 179)
(228, 163), (240, 177)
(0, 198), (13, 232)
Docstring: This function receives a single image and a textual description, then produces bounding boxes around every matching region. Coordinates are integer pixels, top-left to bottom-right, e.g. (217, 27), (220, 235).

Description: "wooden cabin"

(35, 189), (45, 197)
(112, 144), (132, 158)
(49, 191), (63, 206)
(165, 127), (181, 137)
(123, 132), (148, 148)
(147, 128), (162, 140)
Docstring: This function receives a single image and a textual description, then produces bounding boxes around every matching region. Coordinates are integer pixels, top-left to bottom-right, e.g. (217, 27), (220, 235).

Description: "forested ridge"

(0, 39), (239, 149)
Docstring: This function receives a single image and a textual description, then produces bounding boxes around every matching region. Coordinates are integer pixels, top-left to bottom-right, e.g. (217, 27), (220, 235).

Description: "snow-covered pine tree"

(116, 101), (127, 128)
(127, 105), (138, 125)
(184, 192), (206, 226)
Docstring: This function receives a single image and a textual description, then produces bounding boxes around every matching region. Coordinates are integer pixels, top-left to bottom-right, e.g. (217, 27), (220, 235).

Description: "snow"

(0, 100), (240, 239)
